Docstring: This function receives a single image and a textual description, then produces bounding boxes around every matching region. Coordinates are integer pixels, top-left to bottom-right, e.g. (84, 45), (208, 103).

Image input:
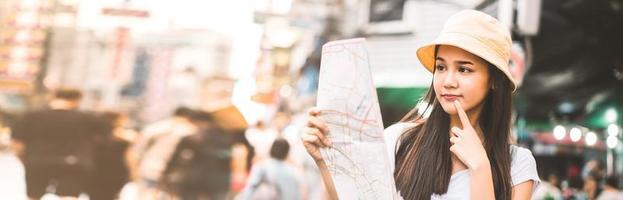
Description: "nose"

(442, 71), (458, 89)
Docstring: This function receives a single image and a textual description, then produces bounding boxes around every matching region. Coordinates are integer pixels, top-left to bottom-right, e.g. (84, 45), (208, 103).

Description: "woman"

(301, 10), (540, 200)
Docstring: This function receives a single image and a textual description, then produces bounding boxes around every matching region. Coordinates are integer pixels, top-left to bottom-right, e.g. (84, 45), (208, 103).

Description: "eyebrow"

(435, 57), (474, 65)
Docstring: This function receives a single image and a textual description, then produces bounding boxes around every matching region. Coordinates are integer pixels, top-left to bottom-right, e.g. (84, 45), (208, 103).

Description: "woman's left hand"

(449, 100), (490, 170)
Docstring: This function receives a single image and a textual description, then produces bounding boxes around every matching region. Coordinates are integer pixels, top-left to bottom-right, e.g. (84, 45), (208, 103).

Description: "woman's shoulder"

(383, 121), (424, 167)
(384, 121), (421, 143)
(384, 120), (425, 137)
(510, 145), (536, 164)
(509, 145), (541, 187)
(385, 120), (426, 144)
(384, 123), (412, 137)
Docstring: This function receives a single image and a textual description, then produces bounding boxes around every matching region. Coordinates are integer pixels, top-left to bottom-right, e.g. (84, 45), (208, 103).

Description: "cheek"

(433, 80), (441, 94)
(461, 79), (490, 108)
(432, 74), (444, 93)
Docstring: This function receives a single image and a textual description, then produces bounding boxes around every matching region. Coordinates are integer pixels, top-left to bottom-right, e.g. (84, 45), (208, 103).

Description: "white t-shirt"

(0, 152), (27, 200)
(384, 123), (541, 199)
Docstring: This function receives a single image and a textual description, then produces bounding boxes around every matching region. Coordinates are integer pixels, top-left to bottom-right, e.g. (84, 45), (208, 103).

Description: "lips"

(441, 94), (462, 101)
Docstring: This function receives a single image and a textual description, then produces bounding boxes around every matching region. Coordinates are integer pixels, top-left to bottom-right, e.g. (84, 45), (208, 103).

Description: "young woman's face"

(433, 45), (491, 115)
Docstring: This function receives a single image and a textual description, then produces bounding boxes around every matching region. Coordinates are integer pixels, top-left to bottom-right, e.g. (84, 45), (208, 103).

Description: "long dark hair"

(394, 47), (514, 200)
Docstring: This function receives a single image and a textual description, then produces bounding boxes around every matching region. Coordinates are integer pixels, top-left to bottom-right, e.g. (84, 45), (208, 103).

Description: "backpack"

(162, 128), (233, 193)
(135, 122), (194, 181)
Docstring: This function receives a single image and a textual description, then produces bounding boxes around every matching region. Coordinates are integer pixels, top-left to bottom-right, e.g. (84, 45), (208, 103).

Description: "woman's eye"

(458, 66), (473, 73)
(435, 65), (446, 71)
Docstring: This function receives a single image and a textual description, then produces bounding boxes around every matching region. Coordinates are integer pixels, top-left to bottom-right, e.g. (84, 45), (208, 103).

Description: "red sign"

(110, 27), (129, 78)
(102, 8), (149, 18)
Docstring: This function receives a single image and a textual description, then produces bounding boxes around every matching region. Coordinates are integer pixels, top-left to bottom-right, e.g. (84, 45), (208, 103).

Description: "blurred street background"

(0, 0), (622, 199)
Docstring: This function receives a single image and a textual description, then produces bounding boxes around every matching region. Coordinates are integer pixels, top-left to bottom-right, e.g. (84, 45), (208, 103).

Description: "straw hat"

(416, 9), (517, 91)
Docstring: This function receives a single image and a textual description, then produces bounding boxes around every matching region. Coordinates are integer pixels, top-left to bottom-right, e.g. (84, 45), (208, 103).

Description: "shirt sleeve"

(238, 162), (266, 199)
(511, 146), (541, 193)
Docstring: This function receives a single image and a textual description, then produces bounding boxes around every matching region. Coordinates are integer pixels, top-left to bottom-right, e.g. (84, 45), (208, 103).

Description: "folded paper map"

(316, 38), (398, 200)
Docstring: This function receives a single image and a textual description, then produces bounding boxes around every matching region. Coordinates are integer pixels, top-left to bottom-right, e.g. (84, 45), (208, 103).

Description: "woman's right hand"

(301, 107), (339, 199)
(301, 107), (332, 162)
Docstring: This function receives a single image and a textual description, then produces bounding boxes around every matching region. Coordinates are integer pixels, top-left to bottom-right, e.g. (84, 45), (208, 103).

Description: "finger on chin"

(452, 100), (472, 128)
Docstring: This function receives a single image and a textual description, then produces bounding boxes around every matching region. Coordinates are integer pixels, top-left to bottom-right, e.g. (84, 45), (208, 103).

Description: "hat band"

(442, 31), (509, 61)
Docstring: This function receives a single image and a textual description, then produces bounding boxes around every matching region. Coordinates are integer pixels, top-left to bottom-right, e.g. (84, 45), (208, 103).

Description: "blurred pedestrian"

(11, 89), (107, 199)
(597, 176), (622, 200)
(582, 160), (606, 180)
(1, 124), (27, 200)
(245, 112), (293, 164)
(130, 106), (197, 198)
(238, 138), (302, 200)
(90, 112), (133, 200)
(245, 121), (278, 163)
(162, 111), (234, 200)
(533, 173), (563, 200)
(585, 175), (600, 200)
(0, 149), (27, 199)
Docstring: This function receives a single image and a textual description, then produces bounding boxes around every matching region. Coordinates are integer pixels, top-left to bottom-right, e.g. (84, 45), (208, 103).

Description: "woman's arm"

(470, 164), (536, 200)
(469, 161), (495, 200)
(301, 107), (338, 200)
(316, 160), (338, 200)
(512, 181), (535, 200)
(450, 101), (495, 199)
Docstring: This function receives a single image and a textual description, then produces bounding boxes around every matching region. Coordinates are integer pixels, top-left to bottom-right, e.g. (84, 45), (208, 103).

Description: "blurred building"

(35, 0), (256, 124)
(0, 0), (48, 93)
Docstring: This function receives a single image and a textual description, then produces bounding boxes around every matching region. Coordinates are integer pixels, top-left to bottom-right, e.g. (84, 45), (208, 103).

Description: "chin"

(440, 103), (457, 115)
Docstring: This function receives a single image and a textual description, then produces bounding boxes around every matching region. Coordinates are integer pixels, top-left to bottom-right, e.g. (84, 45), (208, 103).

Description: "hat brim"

(416, 32), (516, 91)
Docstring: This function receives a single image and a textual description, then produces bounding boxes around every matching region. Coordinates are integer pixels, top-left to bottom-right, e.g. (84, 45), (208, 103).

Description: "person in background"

(129, 107), (197, 198)
(596, 177), (622, 200)
(1, 119), (27, 199)
(90, 112), (133, 200)
(163, 111), (234, 200)
(11, 88), (107, 199)
(582, 160), (606, 180)
(564, 174), (610, 200)
(578, 175), (600, 200)
(245, 112), (294, 164)
(245, 121), (278, 163)
(238, 138), (302, 200)
(533, 173), (563, 200)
